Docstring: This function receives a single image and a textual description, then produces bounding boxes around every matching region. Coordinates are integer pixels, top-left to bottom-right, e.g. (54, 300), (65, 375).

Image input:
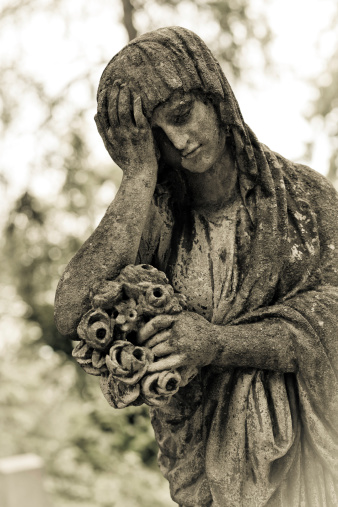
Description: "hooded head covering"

(94, 26), (277, 197)
(96, 27), (242, 124)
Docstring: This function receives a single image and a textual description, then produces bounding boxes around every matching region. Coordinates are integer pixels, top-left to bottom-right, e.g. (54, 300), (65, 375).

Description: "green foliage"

(3, 129), (122, 356)
(132, 0), (272, 78)
(305, 7), (338, 185)
(310, 48), (338, 184)
(0, 342), (174, 506)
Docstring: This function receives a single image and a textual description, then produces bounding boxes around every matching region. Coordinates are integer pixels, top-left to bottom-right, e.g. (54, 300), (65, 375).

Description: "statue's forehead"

(151, 90), (193, 124)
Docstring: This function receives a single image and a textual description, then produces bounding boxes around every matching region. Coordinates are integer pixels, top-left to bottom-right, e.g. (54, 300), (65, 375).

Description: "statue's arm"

(54, 85), (159, 338)
(210, 318), (297, 371)
(210, 171), (338, 373)
(141, 312), (297, 374)
(54, 171), (157, 338)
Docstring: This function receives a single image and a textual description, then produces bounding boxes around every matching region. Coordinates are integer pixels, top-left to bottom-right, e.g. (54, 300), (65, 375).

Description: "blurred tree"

(0, 343), (173, 506)
(309, 50), (338, 184)
(306, 8), (338, 185)
(122, 0), (273, 78)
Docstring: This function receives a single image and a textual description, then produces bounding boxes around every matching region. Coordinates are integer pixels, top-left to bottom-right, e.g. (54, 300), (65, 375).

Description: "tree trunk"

(121, 0), (137, 41)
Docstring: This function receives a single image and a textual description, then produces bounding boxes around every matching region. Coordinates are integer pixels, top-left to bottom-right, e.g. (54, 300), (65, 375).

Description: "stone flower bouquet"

(72, 264), (197, 409)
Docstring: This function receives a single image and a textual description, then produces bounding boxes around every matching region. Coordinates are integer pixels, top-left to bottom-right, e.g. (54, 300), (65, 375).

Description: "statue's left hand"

(96, 81), (158, 177)
(137, 312), (218, 372)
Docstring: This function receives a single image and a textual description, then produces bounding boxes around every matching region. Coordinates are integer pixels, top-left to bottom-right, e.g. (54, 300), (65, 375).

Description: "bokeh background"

(0, 0), (337, 505)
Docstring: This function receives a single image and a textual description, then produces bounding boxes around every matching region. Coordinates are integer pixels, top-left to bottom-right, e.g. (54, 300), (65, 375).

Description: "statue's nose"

(166, 128), (189, 152)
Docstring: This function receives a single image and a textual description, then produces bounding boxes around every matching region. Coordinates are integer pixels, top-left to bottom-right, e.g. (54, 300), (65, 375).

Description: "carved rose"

(137, 284), (186, 316)
(74, 265), (193, 409)
(106, 340), (154, 385)
(145, 284), (174, 307)
(119, 264), (168, 285)
(92, 350), (107, 370)
(112, 298), (140, 332)
(100, 374), (141, 409)
(77, 309), (114, 351)
(141, 370), (182, 406)
(72, 340), (108, 376)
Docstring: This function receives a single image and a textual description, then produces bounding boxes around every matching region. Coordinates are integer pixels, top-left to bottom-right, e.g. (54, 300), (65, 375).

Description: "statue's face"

(151, 91), (225, 173)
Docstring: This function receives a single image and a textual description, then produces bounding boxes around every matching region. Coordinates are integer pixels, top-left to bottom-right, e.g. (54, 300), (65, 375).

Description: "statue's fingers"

(146, 330), (171, 349)
(97, 89), (108, 118)
(138, 315), (175, 344)
(147, 354), (183, 372)
(107, 82), (121, 128)
(95, 115), (115, 156)
(117, 85), (132, 126)
(133, 95), (148, 129)
(94, 113), (107, 140)
(152, 341), (175, 358)
(95, 114), (113, 145)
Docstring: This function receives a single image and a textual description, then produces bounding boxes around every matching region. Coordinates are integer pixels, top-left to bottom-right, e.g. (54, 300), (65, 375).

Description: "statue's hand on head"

(95, 81), (158, 177)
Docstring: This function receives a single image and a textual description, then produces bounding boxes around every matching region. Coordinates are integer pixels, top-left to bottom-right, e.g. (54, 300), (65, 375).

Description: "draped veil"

(96, 27), (338, 506)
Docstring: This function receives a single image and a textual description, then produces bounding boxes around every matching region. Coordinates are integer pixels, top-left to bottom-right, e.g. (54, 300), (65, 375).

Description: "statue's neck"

(183, 148), (238, 209)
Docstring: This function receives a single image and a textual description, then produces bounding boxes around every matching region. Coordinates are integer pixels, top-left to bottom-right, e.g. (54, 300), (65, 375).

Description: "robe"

(96, 25), (338, 507)
(137, 146), (338, 507)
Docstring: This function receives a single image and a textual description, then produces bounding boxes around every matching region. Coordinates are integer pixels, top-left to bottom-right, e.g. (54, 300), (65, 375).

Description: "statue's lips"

(182, 145), (201, 159)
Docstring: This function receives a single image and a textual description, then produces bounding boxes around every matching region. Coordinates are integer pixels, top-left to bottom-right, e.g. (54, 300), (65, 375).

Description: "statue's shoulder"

(262, 144), (337, 204)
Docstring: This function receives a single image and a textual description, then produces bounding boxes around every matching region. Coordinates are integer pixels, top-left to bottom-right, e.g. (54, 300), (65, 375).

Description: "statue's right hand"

(95, 81), (158, 178)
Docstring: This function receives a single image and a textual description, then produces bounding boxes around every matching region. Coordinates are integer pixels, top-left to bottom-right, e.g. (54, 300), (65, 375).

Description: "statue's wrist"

(208, 324), (239, 368)
(122, 164), (157, 185)
(199, 322), (226, 367)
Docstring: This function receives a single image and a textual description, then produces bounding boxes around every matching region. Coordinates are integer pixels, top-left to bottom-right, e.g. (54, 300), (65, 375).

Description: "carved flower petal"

(113, 299), (139, 327)
(106, 341), (153, 385)
(156, 370), (181, 395)
(115, 315), (127, 325)
(92, 350), (108, 371)
(81, 363), (102, 376)
(142, 395), (172, 407)
(100, 375), (141, 409)
(141, 370), (181, 398)
(72, 341), (104, 376)
(77, 309), (114, 351)
(91, 281), (123, 309)
(141, 371), (181, 398)
(117, 264), (169, 288)
(145, 285), (173, 308)
(136, 286), (185, 316)
(72, 340), (93, 363)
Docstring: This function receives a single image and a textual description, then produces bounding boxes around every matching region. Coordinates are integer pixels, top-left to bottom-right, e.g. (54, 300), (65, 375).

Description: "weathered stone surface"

(55, 26), (338, 506)
(72, 263), (195, 408)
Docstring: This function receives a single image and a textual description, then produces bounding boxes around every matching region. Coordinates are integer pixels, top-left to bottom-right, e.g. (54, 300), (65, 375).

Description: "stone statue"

(54, 27), (338, 506)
